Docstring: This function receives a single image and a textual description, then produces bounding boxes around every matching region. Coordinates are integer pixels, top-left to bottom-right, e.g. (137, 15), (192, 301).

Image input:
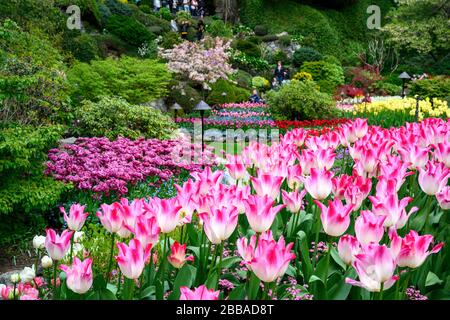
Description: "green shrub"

(279, 35), (292, 47)
(206, 79), (251, 106)
(301, 60), (344, 94)
(370, 81), (401, 96)
(261, 34), (279, 42)
(105, 15), (155, 47)
(232, 39), (261, 58)
(55, 0), (102, 26)
(0, 19), (70, 125)
(231, 51), (270, 73)
(67, 56), (172, 105)
(232, 70), (253, 89)
(158, 7), (173, 21)
(74, 96), (176, 140)
(139, 4), (152, 14)
(128, 4), (171, 31)
(62, 32), (99, 62)
(94, 34), (132, 58)
(149, 25), (164, 35)
(246, 36), (262, 45)
(270, 50), (289, 65)
(0, 124), (69, 219)
(266, 79), (336, 120)
(254, 25), (268, 36)
(166, 83), (202, 113)
(408, 76), (450, 101)
(206, 20), (233, 38)
(292, 46), (322, 67)
(323, 54), (341, 66)
(159, 31), (182, 49)
(251, 76), (270, 91)
(104, 0), (133, 16)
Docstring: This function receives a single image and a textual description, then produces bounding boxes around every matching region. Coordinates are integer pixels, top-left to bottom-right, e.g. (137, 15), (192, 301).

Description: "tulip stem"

(69, 235), (74, 264)
(423, 196), (433, 233)
(324, 239), (332, 299)
(379, 282), (384, 300)
(206, 245), (219, 281)
(216, 243), (224, 289)
(13, 282), (16, 300)
(312, 206), (321, 268)
(53, 262), (58, 300)
(106, 233), (116, 285)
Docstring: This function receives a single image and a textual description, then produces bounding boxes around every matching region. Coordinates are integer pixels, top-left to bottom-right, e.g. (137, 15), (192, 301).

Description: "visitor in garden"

(198, 0), (206, 16)
(271, 77), (279, 89)
(177, 0), (184, 12)
(180, 21), (189, 40)
(249, 89), (262, 103)
(191, 0), (199, 16)
(196, 19), (205, 41)
(183, 0), (191, 13)
(274, 61), (285, 84)
(170, 0), (177, 13)
(153, 0), (161, 11)
(283, 67), (291, 80)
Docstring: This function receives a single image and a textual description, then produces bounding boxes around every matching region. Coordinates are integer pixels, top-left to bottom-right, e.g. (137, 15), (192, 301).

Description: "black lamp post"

(399, 71), (411, 98)
(170, 102), (182, 120)
(193, 100), (211, 154)
(415, 95), (421, 122)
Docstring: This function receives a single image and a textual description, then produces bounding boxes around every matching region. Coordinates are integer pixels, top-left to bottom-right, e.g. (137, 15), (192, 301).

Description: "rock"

(276, 31), (289, 37)
(143, 98), (168, 113)
(59, 137), (77, 146)
(0, 270), (21, 286)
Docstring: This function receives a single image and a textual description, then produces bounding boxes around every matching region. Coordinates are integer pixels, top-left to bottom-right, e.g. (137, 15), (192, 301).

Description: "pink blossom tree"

(158, 37), (235, 90)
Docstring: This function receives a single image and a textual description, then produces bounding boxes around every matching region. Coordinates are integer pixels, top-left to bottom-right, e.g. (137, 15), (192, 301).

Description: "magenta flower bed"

(45, 137), (214, 196)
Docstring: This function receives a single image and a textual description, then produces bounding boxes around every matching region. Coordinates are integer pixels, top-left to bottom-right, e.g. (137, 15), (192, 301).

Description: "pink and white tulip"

(244, 195), (285, 233)
(302, 168), (333, 200)
(282, 189), (307, 214)
(315, 198), (353, 237)
(96, 203), (123, 234)
(338, 235), (361, 265)
(115, 239), (151, 280)
(59, 257), (93, 294)
(436, 186), (450, 210)
(60, 204), (88, 231)
(417, 161), (450, 195)
(45, 229), (73, 261)
(167, 242), (194, 269)
(354, 210), (386, 245)
(180, 285), (220, 300)
(250, 172), (284, 201)
(198, 206), (239, 244)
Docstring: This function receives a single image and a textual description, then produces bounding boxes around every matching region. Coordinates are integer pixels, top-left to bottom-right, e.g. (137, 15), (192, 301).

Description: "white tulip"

(33, 235), (46, 250)
(10, 273), (20, 283)
(74, 231), (84, 243)
(41, 256), (53, 269)
(20, 265), (36, 283)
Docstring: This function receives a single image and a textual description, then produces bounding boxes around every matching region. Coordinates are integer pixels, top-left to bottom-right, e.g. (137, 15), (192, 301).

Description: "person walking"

(180, 20), (189, 40)
(191, 0), (198, 16)
(153, 0), (161, 11)
(196, 19), (205, 41)
(274, 61), (285, 84)
(183, 0), (191, 13)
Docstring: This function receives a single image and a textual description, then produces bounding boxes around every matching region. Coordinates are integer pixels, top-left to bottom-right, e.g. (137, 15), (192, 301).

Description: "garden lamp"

(194, 100), (211, 155)
(399, 72), (411, 98)
(415, 95), (421, 122)
(171, 102), (182, 121)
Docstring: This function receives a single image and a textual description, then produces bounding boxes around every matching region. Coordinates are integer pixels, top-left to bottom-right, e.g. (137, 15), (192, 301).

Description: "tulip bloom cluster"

(7, 117), (449, 301)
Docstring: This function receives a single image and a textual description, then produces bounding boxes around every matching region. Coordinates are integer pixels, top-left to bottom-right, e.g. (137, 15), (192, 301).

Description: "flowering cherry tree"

(158, 37), (235, 89)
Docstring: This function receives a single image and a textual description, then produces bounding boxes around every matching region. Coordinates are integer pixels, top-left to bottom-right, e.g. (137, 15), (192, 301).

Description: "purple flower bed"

(45, 137), (215, 196)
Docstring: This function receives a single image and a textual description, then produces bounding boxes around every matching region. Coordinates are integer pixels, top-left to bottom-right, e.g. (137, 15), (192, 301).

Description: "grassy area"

(207, 141), (249, 157)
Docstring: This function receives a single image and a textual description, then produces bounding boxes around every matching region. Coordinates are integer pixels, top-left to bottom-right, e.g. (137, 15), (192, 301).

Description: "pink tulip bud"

(59, 257), (93, 294)
(251, 171), (284, 201)
(282, 189), (307, 214)
(180, 285), (220, 300)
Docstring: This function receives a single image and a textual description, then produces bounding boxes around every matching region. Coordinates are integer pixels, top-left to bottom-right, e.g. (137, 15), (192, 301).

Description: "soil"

(0, 245), (36, 274)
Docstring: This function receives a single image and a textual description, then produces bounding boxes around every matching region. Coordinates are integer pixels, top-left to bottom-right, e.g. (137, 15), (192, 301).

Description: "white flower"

(10, 273), (20, 283)
(74, 231), (84, 243)
(41, 256), (53, 269)
(32, 235), (46, 250)
(20, 265), (36, 283)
